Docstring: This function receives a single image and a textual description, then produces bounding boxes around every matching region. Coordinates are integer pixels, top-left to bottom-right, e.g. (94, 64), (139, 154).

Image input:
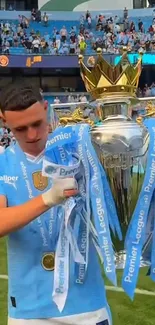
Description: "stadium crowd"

(0, 126), (15, 152)
(137, 82), (155, 96)
(1, 9), (155, 55)
(52, 93), (88, 104)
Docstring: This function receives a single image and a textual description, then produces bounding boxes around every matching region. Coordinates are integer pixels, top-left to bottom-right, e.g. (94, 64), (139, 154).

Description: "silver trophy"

(50, 49), (154, 269)
(78, 48), (152, 268)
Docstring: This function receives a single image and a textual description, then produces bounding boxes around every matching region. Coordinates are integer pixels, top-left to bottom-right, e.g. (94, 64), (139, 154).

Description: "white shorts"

(8, 307), (112, 325)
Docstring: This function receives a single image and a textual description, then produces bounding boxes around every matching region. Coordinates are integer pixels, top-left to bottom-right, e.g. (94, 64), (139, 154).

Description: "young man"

(0, 81), (112, 325)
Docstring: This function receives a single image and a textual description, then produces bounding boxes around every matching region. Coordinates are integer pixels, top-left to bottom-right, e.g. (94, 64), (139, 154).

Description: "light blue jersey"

(0, 142), (111, 320)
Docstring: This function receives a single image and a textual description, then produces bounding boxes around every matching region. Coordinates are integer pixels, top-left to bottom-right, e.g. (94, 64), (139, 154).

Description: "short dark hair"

(0, 79), (43, 114)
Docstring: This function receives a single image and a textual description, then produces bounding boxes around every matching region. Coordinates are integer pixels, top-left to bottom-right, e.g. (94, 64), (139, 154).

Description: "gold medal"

(42, 252), (55, 271)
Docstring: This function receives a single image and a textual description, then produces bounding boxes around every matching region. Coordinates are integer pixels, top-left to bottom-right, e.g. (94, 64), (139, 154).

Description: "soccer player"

(0, 81), (112, 325)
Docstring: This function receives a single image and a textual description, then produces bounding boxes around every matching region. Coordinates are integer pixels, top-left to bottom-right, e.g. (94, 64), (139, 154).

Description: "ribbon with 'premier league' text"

(150, 190), (155, 281)
(86, 134), (117, 286)
(42, 124), (121, 311)
(122, 118), (155, 299)
(43, 134), (86, 311)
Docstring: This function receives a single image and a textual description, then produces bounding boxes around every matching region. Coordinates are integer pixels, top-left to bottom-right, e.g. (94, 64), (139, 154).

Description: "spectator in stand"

(85, 10), (92, 28)
(74, 95), (80, 102)
(80, 93), (87, 102)
(69, 40), (76, 54)
(0, 140), (4, 153)
(54, 96), (61, 104)
(32, 36), (40, 53)
(130, 21), (136, 32)
(3, 39), (10, 54)
(36, 10), (41, 23)
(70, 30), (77, 43)
(55, 31), (61, 50)
(151, 82), (155, 96)
(124, 7), (128, 19)
(68, 93), (75, 103)
(138, 19), (144, 32)
(79, 37), (87, 54)
(31, 9), (36, 21)
(88, 16), (92, 28)
(40, 38), (48, 53)
(23, 37), (32, 53)
(49, 43), (58, 55)
(85, 10), (91, 21)
(1, 131), (11, 148)
(60, 26), (67, 42)
(42, 12), (48, 27)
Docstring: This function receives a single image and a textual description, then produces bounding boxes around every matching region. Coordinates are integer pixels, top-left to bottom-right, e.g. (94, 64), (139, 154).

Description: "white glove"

(42, 177), (78, 207)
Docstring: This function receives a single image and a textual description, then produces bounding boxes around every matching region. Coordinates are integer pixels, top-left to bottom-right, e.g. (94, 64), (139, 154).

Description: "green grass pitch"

(1, 237), (155, 325)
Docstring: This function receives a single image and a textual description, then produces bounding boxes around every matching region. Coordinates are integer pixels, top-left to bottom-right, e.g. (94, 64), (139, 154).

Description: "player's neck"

(24, 147), (44, 157)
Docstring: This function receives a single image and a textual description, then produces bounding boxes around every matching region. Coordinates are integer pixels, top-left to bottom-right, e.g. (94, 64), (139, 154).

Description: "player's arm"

(0, 178), (78, 237)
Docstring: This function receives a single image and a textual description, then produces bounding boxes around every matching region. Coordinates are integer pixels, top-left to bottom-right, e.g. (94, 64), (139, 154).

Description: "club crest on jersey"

(32, 171), (48, 191)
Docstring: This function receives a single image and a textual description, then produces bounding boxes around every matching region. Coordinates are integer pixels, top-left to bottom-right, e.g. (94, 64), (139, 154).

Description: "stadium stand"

(1, 12), (155, 55)
(43, 93), (88, 104)
(1, 8), (155, 149)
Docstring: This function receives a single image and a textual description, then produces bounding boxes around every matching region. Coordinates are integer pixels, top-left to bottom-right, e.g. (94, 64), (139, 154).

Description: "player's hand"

(42, 177), (78, 207)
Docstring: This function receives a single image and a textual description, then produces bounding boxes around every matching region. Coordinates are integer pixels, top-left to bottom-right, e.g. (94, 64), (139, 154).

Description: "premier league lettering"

(42, 154), (80, 179)
(123, 246), (137, 283)
(49, 209), (55, 237)
(46, 132), (72, 148)
(58, 146), (68, 164)
(144, 161), (155, 193)
(76, 263), (86, 284)
(59, 167), (79, 177)
(75, 124), (90, 284)
(20, 161), (33, 199)
(52, 215), (70, 310)
(96, 198), (106, 231)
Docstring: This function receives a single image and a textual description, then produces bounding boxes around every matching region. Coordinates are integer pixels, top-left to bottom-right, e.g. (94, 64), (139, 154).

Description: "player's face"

(4, 101), (49, 155)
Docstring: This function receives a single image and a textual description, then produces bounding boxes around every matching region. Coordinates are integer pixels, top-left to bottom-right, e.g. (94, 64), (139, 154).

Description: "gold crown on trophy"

(78, 47), (142, 100)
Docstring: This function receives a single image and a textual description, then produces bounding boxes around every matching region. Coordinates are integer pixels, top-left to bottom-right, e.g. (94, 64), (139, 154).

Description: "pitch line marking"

(0, 275), (8, 279)
(105, 285), (155, 296)
(0, 275), (155, 296)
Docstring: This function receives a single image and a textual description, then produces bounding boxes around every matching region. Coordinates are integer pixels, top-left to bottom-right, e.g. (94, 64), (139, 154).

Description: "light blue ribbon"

(122, 118), (155, 299)
(43, 124), (121, 289)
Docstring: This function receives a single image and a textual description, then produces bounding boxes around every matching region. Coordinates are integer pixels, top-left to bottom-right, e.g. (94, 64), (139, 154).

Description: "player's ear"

(0, 110), (6, 124)
(44, 101), (48, 111)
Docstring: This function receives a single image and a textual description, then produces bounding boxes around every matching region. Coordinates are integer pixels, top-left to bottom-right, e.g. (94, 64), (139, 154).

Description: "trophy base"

(115, 250), (151, 269)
